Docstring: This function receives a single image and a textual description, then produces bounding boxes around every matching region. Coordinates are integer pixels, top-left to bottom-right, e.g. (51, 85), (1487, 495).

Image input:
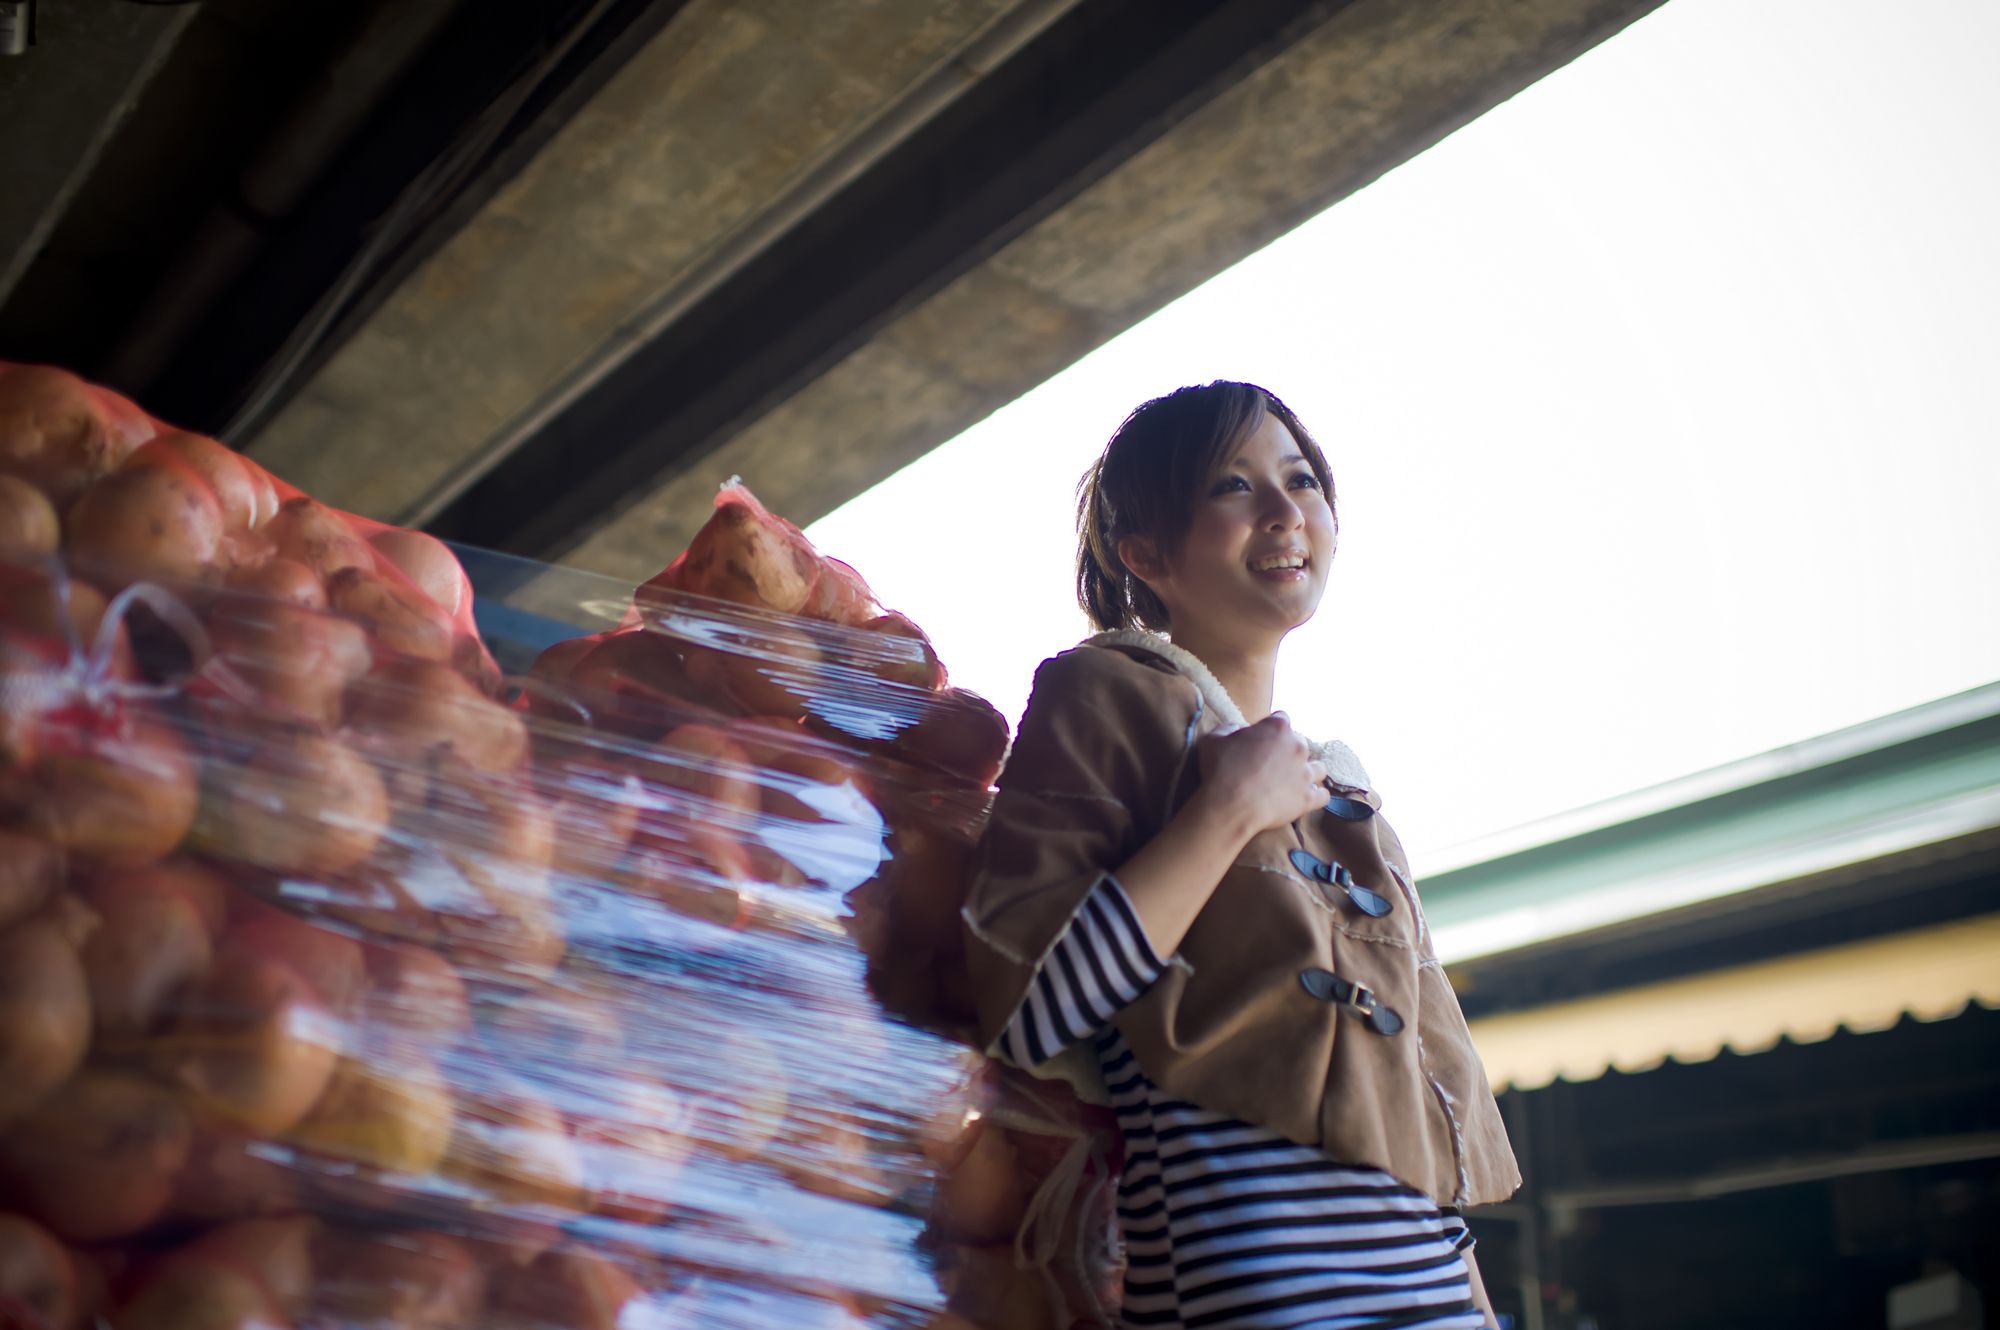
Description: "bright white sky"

(808, 0), (2000, 870)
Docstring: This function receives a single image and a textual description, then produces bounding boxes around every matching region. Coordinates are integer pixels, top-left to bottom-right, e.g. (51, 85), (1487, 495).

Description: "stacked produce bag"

(0, 362), (1120, 1330)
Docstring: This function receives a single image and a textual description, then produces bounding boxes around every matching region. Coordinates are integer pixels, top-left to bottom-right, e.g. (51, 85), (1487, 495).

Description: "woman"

(961, 381), (1520, 1330)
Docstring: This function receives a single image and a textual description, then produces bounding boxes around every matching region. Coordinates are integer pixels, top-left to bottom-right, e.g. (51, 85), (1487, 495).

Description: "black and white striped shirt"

(997, 877), (1484, 1330)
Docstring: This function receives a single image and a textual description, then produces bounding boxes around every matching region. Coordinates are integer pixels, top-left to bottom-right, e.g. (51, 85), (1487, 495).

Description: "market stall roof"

(1420, 679), (2000, 965)
(1467, 913), (2000, 1092)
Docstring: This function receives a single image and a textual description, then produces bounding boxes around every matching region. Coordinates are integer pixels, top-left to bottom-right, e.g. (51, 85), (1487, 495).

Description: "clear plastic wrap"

(0, 362), (1120, 1330)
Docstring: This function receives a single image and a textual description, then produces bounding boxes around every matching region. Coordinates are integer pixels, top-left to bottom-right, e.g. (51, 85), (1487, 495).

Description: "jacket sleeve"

(960, 646), (1202, 1065)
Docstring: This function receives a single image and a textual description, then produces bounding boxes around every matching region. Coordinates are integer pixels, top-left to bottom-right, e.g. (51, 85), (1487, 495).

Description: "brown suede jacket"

(961, 635), (1520, 1209)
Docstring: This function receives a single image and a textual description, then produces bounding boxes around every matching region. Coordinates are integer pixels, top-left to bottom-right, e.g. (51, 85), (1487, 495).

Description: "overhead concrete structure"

(0, 0), (1665, 573)
(235, 0), (1665, 580)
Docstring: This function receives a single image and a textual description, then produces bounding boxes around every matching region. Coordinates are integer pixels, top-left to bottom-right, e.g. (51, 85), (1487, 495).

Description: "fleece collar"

(1081, 629), (1374, 795)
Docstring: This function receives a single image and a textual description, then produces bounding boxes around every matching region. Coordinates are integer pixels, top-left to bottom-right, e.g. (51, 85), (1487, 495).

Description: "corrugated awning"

(1468, 914), (2000, 1092)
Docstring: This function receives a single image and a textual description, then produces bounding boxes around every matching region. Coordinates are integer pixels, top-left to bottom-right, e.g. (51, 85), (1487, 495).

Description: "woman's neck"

(1167, 626), (1280, 721)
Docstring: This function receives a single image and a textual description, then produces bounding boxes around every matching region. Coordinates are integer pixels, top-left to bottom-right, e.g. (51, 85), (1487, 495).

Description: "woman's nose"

(1262, 490), (1302, 531)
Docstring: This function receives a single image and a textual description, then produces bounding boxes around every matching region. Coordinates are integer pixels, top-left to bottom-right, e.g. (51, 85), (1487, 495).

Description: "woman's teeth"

(1249, 554), (1307, 572)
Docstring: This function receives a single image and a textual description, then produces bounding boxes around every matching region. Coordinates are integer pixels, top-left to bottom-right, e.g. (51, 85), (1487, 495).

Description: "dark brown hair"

(1076, 380), (1336, 632)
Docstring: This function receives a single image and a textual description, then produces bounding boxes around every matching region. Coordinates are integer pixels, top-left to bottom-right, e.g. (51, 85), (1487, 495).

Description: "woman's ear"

(1118, 533), (1165, 584)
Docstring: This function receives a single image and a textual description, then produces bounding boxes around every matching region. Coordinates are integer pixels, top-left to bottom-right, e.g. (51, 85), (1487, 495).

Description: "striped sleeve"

(994, 874), (1169, 1069)
(1439, 1207), (1477, 1252)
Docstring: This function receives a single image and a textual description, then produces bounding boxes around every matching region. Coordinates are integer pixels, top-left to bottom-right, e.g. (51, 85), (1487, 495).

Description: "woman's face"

(1134, 411), (1336, 644)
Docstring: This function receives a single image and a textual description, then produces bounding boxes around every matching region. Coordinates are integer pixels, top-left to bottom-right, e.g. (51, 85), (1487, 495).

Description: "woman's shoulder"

(1028, 639), (1200, 715)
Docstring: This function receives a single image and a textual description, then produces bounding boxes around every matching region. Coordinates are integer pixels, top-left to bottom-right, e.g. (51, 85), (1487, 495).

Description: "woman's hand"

(1195, 712), (1328, 845)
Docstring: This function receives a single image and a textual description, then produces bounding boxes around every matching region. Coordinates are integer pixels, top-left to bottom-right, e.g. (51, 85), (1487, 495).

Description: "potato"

(893, 687), (1010, 788)
(686, 622), (826, 721)
(78, 862), (217, 1042)
(569, 1081), (693, 1226)
(933, 1115), (1029, 1243)
(488, 1246), (642, 1330)
(0, 895), (96, 1130)
(224, 553), (326, 609)
(138, 432), (261, 532)
(16, 713), (198, 866)
(207, 597), (370, 726)
(314, 1228), (485, 1330)
(113, 1258), (284, 1330)
(0, 827), (62, 929)
(197, 728), (388, 875)
(151, 941), (342, 1136)
(264, 495), (373, 581)
(361, 940), (472, 1039)
(802, 555), (877, 626)
(0, 565), (133, 673)
(0, 471), (59, 559)
(289, 1049), (455, 1175)
(170, 1124), (302, 1223)
(0, 1067), (194, 1240)
(328, 566), (453, 662)
(346, 658), (527, 772)
(673, 498), (818, 614)
(65, 459), (225, 587)
(0, 1213), (81, 1330)
(0, 363), (145, 509)
(370, 526), (468, 617)
(168, 1216), (321, 1320)
(861, 610), (947, 691)
(564, 629), (724, 736)
(441, 1079), (587, 1210)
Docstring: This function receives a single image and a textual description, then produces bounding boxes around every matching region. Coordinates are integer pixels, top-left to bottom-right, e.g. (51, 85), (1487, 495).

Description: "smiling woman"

(961, 381), (1518, 1330)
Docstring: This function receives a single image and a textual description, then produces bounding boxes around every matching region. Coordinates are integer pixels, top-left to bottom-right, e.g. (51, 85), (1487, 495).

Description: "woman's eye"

(1208, 476), (1250, 496)
(1290, 472), (1322, 490)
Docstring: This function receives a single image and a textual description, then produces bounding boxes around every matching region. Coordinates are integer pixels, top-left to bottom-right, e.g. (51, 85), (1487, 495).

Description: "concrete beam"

(564, 0), (1667, 585)
(0, 1), (197, 304)
(242, 0), (1077, 521)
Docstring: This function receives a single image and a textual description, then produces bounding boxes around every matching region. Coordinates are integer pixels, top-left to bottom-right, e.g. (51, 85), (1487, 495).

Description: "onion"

(314, 1228), (484, 1330)
(0, 1212), (79, 1330)
(150, 940), (342, 1135)
(65, 458), (225, 587)
(223, 903), (366, 1017)
(0, 472), (59, 560)
(368, 527), (468, 618)
(0, 895), (97, 1129)
(0, 827), (61, 930)
(0, 363), (141, 510)
(197, 728), (387, 875)
(345, 659), (527, 772)
(0, 1068), (194, 1240)
(264, 496), (372, 582)
(78, 862), (217, 1043)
